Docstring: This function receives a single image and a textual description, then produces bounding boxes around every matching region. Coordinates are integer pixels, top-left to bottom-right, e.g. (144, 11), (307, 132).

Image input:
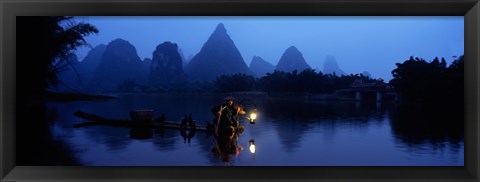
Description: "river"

(44, 93), (464, 166)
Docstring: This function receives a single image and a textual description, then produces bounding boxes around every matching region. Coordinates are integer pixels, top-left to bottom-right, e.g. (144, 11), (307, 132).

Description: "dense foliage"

(213, 73), (256, 92)
(214, 55), (464, 103)
(258, 69), (374, 93)
(389, 56), (464, 102)
(213, 69), (375, 93)
(18, 16), (98, 95)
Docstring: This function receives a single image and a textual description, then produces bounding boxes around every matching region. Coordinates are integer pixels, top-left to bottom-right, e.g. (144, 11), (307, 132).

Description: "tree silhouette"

(213, 73), (255, 92)
(390, 55), (464, 103)
(16, 16), (98, 165)
(213, 69), (375, 93)
(17, 16), (98, 97)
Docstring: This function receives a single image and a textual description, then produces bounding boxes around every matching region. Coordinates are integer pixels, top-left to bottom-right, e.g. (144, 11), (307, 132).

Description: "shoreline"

(45, 91), (119, 102)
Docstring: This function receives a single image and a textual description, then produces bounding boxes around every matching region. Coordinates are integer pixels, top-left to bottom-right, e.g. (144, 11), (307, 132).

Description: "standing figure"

(211, 96), (241, 135)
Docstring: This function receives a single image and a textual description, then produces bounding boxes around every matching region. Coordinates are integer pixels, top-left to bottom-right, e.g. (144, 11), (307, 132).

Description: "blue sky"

(74, 16), (464, 81)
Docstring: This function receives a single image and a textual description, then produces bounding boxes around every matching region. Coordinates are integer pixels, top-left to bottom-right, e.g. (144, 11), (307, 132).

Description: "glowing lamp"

(249, 110), (257, 124)
(250, 113), (257, 120)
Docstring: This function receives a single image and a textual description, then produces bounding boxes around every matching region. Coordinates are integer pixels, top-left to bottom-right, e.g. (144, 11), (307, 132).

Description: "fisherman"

(211, 96), (242, 134)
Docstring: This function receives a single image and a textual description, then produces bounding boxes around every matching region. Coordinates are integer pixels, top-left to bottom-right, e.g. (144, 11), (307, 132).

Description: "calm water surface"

(46, 93), (464, 166)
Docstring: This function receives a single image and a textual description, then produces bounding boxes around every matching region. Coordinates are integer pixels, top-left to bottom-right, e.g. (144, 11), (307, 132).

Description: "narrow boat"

(73, 110), (244, 133)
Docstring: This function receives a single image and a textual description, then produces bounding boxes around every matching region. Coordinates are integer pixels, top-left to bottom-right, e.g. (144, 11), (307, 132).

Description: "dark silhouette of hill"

(80, 44), (106, 80)
(56, 44), (106, 92)
(55, 44), (107, 92)
(90, 38), (146, 91)
(323, 55), (346, 76)
(75, 44), (107, 90)
(55, 53), (82, 91)
(142, 58), (152, 74)
(184, 23), (251, 82)
(178, 48), (189, 68)
(249, 56), (275, 77)
(149, 41), (186, 86)
(275, 46), (311, 72)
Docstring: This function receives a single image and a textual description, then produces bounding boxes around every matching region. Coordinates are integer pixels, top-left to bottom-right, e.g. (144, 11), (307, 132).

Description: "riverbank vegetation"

(389, 56), (464, 103)
(213, 69), (375, 93)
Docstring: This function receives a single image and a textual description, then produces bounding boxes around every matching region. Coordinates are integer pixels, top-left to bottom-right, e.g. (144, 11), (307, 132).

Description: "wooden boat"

(73, 110), (211, 131)
(73, 110), (244, 133)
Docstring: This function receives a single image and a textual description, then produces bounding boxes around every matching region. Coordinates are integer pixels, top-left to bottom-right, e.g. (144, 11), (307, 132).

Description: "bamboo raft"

(73, 111), (244, 133)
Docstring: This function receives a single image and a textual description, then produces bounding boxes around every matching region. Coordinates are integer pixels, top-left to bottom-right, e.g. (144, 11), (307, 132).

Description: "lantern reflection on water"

(249, 140), (256, 154)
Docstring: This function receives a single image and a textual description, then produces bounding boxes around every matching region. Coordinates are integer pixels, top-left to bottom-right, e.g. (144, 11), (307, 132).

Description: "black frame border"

(1, 0), (479, 181)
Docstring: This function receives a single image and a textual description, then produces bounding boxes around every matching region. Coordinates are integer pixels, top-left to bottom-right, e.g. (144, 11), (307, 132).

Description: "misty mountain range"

(58, 23), (370, 92)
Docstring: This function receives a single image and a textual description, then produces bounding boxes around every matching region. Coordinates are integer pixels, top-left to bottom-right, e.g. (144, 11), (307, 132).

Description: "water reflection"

(211, 132), (244, 166)
(83, 126), (132, 152)
(130, 126), (153, 140)
(258, 97), (391, 153)
(248, 139), (256, 154)
(17, 102), (80, 165)
(35, 93), (464, 166)
(152, 128), (178, 151)
(180, 130), (196, 143)
(389, 102), (463, 152)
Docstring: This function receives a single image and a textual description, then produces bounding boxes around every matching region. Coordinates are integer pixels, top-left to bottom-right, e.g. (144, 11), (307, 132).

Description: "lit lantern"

(249, 110), (257, 124)
(249, 140), (256, 154)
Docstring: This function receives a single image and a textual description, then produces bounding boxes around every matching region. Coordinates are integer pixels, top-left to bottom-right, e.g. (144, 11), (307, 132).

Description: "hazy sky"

(74, 16), (463, 81)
